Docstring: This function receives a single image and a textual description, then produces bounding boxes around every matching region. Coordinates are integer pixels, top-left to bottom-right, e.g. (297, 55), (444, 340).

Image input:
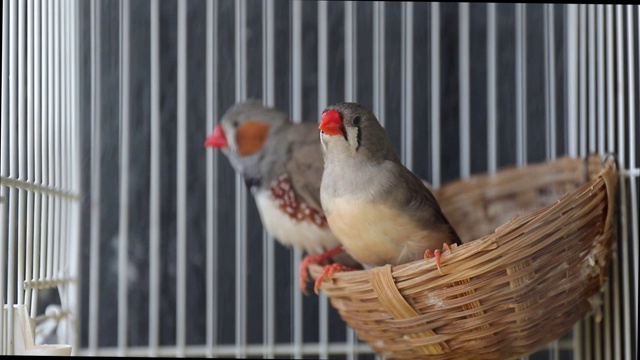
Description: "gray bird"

(204, 100), (359, 295)
(316, 102), (462, 293)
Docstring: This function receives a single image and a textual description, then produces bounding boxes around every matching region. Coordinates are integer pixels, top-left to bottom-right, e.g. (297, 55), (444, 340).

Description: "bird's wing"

(386, 162), (463, 246)
(284, 122), (326, 212)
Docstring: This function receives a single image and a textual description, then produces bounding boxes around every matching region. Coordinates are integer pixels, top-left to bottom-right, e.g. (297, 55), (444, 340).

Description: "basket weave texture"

(309, 154), (617, 359)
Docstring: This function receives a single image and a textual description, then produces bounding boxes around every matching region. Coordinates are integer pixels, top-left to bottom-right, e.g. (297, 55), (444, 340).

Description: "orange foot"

(314, 263), (354, 295)
(299, 245), (345, 296)
(424, 243), (452, 275)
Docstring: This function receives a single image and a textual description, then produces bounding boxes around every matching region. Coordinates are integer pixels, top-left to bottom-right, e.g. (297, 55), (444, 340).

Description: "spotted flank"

(271, 174), (327, 227)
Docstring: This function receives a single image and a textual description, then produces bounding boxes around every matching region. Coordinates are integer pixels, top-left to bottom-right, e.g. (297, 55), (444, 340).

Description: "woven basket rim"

(308, 154), (617, 359)
(310, 154), (617, 280)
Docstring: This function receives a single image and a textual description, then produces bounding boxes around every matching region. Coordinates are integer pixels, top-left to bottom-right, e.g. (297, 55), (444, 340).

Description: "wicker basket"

(309, 154), (617, 359)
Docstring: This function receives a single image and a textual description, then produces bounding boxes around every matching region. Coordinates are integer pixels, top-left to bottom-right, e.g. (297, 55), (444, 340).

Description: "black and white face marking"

(344, 120), (360, 152)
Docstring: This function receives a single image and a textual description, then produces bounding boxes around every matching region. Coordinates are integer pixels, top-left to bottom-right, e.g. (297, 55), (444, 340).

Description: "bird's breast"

(254, 188), (339, 255)
(325, 197), (447, 267)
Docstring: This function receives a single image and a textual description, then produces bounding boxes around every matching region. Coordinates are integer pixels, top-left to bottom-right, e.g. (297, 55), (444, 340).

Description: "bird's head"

(204, 99), (289, 182)
(318, 102), (397, 163)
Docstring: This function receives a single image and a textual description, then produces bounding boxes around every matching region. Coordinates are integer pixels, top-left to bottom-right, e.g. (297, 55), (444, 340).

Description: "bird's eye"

(352, 116), (361, 126)
(232, 121), (239, 128)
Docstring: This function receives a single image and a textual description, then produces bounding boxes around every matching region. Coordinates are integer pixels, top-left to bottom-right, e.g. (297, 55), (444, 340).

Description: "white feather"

(254, 190), (341, 255)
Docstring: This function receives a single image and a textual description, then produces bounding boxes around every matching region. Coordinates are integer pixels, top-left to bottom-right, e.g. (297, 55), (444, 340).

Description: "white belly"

(254, 191), (341, 255)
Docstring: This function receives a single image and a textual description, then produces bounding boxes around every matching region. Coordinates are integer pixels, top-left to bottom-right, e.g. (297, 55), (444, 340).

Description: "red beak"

(204, 124), (229, 148)
(318, 110), (343, 136)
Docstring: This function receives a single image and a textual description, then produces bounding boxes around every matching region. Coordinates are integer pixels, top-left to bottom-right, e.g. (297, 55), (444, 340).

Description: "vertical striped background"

(1, 2), (638, 359)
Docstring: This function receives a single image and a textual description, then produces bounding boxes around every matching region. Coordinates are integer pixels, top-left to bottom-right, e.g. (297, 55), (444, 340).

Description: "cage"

(1, 1), (638, 359)
(1, 0), (80, 355)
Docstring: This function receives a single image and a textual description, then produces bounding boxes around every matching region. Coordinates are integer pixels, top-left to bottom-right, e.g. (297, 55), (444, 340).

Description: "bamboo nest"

(309, 154), (618, 359)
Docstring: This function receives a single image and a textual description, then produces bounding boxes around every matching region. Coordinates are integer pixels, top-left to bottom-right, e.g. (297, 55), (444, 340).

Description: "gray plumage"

(319, 102), (462, 269)
(208, 100), (356, 261)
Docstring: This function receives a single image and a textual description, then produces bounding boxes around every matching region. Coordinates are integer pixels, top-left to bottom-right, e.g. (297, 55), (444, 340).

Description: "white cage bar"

(1, 2), (638, 359)
(1, 0), (81, 356)
(204, 0), (218, 358)
(148, 0), (161, 355)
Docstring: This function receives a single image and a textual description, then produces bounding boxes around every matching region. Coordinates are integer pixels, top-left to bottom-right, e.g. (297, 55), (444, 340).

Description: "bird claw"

(299, 246), (345, 296)
(299, 258), (312, 296)
(314, 263), (354, 295)
(424, 243), (452, 275)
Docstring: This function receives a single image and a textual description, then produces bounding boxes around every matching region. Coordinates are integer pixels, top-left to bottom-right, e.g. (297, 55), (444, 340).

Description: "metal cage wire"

(1, 1), (638, 359)
(1, 0), (82, 355)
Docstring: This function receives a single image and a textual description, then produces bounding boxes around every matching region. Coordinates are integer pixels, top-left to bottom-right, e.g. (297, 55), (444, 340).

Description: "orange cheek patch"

(237, 121), (271, 156)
